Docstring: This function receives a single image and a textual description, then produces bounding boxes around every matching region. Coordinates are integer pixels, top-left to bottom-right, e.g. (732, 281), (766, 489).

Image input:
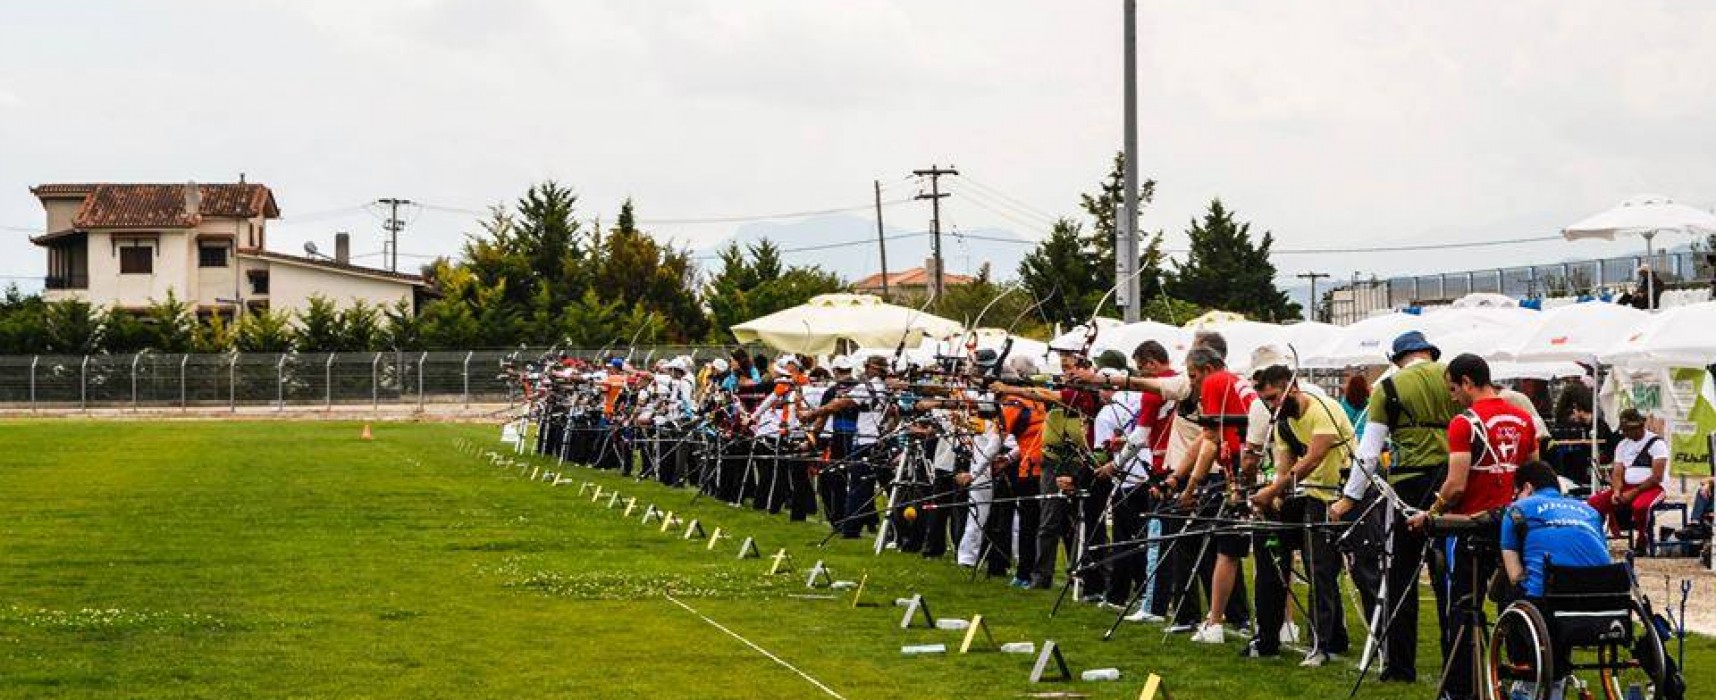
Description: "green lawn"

(0, 420), (1706, 699)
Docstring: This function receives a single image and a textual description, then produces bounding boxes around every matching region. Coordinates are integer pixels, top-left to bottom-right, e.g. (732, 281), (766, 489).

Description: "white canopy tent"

(1305, 312), (1465, 368)
(730, 293), (962, 356)
(1599, 301), (1716, 368)
(1509, 302), (1649, 363)
(1087, 321), (1194, 364)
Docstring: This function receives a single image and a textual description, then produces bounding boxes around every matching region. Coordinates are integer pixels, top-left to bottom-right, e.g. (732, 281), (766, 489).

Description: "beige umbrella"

(730, 293), (962, 355)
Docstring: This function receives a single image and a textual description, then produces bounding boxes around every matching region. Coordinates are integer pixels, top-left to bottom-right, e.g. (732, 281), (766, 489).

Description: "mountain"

(695, 214), (1035, 283)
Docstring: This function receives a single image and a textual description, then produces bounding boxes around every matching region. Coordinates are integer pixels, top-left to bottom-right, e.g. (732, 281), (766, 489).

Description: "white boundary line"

(664, 592), (846, 700)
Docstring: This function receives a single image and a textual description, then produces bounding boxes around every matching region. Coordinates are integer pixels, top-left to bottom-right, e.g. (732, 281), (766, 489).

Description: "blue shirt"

(1499, 488), (1610, 597)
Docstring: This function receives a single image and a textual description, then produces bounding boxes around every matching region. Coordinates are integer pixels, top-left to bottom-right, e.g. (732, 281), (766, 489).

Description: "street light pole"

(1120, 0), (1141, 322)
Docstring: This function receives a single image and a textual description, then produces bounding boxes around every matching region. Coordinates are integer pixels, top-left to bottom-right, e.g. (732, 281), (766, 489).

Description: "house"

(29, 181), (425, 319)
(851, 265), (975, 297)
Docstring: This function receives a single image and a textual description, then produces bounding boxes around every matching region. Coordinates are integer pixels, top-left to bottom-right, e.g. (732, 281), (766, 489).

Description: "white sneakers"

(1190, 622), (1226, 644)
(1299, 650), (1331, 667)
(1281, 621), (1301, 645)
(1124, 609), (1165, 623)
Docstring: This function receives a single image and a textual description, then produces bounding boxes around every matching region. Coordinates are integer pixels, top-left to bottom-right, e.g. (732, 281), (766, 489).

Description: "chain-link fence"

(0, 345), (736, 410)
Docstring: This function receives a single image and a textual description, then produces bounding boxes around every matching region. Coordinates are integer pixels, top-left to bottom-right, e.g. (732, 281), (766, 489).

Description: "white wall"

(267, 262), (414, 316)
(86, 229), (193, 308)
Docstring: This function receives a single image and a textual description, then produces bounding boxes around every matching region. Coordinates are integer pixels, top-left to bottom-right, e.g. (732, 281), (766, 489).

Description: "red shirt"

(1198, 370), (1256, 468)
(1138, 370), (1178, 472)
(1447, 396), (1537, 515)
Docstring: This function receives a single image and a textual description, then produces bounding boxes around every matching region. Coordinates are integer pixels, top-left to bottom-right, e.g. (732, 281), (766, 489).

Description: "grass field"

(0, 420), (1707, 699)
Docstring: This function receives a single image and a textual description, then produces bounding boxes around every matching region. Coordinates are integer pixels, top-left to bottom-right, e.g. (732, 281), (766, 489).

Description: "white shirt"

(1615, 431), (1669, 486)
(851, 378), (886, 445)
(1093, 395), (1151, 486)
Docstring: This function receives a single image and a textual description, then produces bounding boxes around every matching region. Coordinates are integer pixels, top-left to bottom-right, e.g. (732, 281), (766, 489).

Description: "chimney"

(183, 181), (201, 221)
(334, 232), (350, 264)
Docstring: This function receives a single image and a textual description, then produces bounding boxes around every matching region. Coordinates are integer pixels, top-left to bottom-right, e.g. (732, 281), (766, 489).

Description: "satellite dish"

(304, 241), (320, 256)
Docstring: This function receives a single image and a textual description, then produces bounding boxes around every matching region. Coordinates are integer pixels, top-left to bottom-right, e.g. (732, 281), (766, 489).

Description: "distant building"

(852, 266), (975, 297)
(28, 182), (425, 320)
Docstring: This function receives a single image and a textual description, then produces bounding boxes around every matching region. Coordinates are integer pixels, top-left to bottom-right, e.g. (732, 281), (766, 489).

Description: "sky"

(4, 1), (1716, 295)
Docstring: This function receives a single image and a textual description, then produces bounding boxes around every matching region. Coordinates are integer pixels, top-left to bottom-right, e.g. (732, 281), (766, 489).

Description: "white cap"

(1250, 344), (1295, 373)
(830, 355), (856, 371)
(710, 358), (731, 373)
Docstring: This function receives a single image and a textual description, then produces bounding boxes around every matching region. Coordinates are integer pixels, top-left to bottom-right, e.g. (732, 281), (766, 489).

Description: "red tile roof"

(31, 183), (281, 229)
(243, 251), (426, 285)
(852, 266), (975, 291)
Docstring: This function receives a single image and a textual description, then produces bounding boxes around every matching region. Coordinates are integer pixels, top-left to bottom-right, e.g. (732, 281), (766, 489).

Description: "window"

(199, 244), (229, 268)
(119, 245), (153, 274)
(248, 270), (270, 295)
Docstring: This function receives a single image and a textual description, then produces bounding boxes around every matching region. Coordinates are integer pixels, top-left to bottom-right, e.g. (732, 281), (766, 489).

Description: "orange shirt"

(601, 374), (627, 417)
(1001, 397), (1047, 478)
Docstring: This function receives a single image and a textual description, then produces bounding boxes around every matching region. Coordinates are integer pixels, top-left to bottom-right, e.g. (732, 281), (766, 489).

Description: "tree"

(101, 306), (152, 354)
(589, 200), (710, 342)
(143, 291), (195, 353)
(0, 286), (46, 354)
(1017, 218), (1103, 327)
(338, 301), (381, 352)
(295, 295), (344, 353)
(1079, 152), (1158, 281)
(1165, 199), (1301, 322)
(42, 299), (102, 354)
(379, 299), (421, 351)
(234, 308), (295, 352)
(704, 238), (844, 340)
(927, 264), (1047, 340)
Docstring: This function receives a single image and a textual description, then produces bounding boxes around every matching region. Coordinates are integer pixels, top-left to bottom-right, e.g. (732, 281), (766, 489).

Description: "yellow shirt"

(1275, 392), (1355, 502)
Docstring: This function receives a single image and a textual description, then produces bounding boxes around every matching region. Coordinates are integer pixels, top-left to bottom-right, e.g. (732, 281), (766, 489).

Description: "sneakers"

(1078, 593), (1106, 604)
(1164, 622), (1197, 634)
(1190, 622), (1226, 644)
(1239, 639), (1279, 658)
(1280, 621), (1301, 645)
(1299, 650), (1335, 667)
(1124, 609), (1166, 623)
(1009, 578), (1033, 589)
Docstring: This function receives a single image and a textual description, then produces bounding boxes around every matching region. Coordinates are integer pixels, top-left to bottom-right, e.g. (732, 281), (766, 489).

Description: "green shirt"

(1277, 392), (1355, 501)
(1364, 359), (1458, 470)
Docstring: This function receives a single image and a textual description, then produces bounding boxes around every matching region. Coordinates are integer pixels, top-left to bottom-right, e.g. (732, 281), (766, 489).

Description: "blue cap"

(608, 357), (624, 368)
(1389, 331), (1440, 363)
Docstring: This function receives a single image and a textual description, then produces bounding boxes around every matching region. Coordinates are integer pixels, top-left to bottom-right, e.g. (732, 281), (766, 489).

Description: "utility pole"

(912, 165), (958, 301)
(1120, 0), (1141, 322)
(874, 179), (890, 300)
(376, 198), (414, 272)
(1297, 271), (1330, 323)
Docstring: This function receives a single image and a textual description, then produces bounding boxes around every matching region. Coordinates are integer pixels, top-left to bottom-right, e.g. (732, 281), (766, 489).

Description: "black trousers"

(981, 470), (1019, 576)
(816, 436), (849, 531)
(1348, 473), (1438, 681)
(984, 472), (1041, 581)
(1167, 490), (1250, 628)
(839, 443), (883, 538)
(917, 471), (960, 558)
(1300, 497), (1348, 655)
(1439, 533), (1500, 700)
(1034, 471), (1112, 590)
(1249, 524), (1298, 654)
(1104, 487), (1152, 606)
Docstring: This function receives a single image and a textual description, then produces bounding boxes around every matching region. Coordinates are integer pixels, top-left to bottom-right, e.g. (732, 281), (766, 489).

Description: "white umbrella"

(1563, 195), (1716, 310)
(1508, 302), (1649, 363)
(1273, 321), (1342, 363)
(1193, 320), (1281, 374)
(1599, 300), (1716, 368)
(730, 293), (962, 355)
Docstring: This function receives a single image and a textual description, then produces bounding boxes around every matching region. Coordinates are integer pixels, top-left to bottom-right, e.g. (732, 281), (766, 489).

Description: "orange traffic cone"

(360, 424), (374, 441)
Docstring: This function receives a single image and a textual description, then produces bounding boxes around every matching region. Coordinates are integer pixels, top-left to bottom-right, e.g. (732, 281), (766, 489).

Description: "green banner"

(1670, 367), (1715, 476)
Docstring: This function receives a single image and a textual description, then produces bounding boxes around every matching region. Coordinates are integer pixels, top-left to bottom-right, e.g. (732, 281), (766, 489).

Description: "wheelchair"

(1487, 562), (1675, 700)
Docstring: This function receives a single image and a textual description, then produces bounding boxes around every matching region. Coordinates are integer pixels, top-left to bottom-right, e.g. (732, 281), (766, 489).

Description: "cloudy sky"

(4, 1), (1715, 293)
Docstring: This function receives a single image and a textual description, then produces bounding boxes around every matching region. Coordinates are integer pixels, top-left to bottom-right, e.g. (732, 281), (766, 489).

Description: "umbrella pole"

(1645, 230), (1657, 311)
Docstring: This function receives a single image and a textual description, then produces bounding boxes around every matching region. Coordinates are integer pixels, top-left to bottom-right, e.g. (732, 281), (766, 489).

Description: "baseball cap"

(710, 358), (730, 373)
(830, 356), (856, 371)
(1618, 408), (1646, 429)
(1094, 349), (1129, 372)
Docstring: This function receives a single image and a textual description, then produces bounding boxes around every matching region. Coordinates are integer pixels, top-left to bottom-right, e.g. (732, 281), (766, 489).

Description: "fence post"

(372, 352), (382, 410)
(79, 355), (88, 411)
(325, 353), (335, 411)
(229, 353), (239, 413)
(277, 353), (287, 411)
(29, 356), (37, 413)
(131, 351), (143, 412)
(180, 354), (188, 411)
(462, 351), (473, 408)
(417, 352), (427, 411)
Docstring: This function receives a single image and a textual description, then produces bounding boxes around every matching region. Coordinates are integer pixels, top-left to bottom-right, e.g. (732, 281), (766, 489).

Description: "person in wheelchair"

(1494, 460), (1677, 700)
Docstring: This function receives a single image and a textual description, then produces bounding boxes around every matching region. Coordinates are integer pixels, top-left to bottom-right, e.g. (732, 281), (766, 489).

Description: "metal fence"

(0, 345), (735, 410)
(1382, 249), (1714, 308)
